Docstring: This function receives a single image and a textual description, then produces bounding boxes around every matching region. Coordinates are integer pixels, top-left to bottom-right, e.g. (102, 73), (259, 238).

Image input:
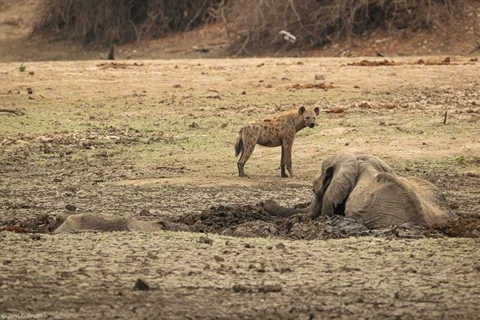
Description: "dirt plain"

(0, 54), (479, 319)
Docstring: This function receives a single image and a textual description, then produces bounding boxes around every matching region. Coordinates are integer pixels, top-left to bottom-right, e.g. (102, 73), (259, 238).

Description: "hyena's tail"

(234, 130), (243, 157)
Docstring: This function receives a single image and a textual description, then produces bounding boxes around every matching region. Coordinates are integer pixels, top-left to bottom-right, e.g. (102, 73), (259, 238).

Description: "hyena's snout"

(308, 123), (315, 128)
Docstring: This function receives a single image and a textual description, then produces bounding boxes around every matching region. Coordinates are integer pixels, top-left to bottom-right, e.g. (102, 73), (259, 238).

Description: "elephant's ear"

(356, 154), (393, 173)
(321, 153), (359, 216)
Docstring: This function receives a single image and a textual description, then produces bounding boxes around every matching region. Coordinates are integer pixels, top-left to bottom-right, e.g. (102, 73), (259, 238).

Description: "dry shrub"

(31, 0), (464, 51)
(225, 0), (461, 55)
(32, 0), (225, 44)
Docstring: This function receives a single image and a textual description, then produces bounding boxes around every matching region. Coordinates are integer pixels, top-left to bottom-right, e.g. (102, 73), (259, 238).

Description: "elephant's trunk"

(263, 195), (323, 219)
(308, 193), (323, 219)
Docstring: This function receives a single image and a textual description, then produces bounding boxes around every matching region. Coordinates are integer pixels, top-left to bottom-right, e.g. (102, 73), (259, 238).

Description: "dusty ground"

(0, 56), (479, 319)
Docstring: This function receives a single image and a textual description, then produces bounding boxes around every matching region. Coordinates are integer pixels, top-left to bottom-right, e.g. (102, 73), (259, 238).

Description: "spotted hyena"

(234, 106), (320, 177)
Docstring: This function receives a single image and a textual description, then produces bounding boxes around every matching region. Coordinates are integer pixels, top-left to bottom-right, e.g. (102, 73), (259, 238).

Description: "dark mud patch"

(2, 203), (479, 240)
(175, 203), (480, 239)
(345, 57), (456, 67)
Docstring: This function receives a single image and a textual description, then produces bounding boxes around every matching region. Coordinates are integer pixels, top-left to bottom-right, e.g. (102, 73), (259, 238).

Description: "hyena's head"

(298, 106), (320, 128)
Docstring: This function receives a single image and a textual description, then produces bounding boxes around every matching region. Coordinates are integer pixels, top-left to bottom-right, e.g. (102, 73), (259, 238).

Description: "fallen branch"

(0, 109), (25, 115)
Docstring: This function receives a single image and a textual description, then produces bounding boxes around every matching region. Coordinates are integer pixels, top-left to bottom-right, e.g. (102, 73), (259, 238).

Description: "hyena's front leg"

(280, 143), (288, 178)
(281, 137), (294, 178)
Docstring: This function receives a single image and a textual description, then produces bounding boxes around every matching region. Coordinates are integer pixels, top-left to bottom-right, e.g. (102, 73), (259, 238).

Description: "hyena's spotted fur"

(234, 106), (320, 177)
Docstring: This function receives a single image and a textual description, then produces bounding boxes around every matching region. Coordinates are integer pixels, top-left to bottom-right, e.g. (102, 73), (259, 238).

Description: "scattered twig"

(234, 34), (250, 57)
(107, 44), (115, 60)
(443, 111), (448, 124)
(0, 109), (25, 116)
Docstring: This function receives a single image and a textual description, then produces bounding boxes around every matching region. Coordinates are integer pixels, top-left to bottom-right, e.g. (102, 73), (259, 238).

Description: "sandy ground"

(0, 56), (480, 319)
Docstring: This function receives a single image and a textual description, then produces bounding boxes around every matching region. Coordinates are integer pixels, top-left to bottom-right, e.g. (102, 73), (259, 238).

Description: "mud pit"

(1, 57), (480, 319)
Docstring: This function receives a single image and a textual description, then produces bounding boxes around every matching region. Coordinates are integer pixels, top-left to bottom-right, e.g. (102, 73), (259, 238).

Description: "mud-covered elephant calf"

(263, 153), (458, 229)
(53, 214), (189, 234)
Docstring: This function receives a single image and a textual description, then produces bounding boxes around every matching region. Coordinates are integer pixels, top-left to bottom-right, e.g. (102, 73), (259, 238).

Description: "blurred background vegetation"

(32, 0), (463, 54)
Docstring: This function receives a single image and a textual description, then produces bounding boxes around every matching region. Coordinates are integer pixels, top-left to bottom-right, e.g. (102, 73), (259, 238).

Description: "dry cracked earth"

(0, 57), (480, 319)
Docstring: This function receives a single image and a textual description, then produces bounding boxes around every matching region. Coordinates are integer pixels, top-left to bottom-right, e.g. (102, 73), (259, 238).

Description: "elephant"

(53, 213), (189, 234)
(262, 153), (458, 229)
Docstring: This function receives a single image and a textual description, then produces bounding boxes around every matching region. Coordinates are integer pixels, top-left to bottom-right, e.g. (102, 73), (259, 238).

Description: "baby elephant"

(234, 106), (320, 178)
(53, 214), (189, 233)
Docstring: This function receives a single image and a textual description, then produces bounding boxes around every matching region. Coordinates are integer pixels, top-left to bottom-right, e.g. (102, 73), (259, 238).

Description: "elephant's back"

(345, 169), (457, 229)
(401, 176), (458, 225)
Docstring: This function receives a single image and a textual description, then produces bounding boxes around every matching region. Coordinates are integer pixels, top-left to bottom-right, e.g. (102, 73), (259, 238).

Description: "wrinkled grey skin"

(263, 153), (458, 229)
(54, 214), (189, 234)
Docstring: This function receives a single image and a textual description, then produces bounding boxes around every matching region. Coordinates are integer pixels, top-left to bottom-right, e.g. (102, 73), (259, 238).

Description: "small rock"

(449, 203), (459, 210)
(27, 88), (33, 94)
(189, 122), (200, 129)
(65, 204), (77, 212)
(258, 284), (282, 293)
(315, 74), (325, 80)
(147, 252), (158, 260)
(275, 243), (286, 249)
(358, 102), (370, 109)
(30, 234), (41, 241)
(139, 208), (150, 216)
(213, 255), (224, 262)
(133, 278), (150, 291)
(232, 284), (252, 293)
(198, 235), (213, 245)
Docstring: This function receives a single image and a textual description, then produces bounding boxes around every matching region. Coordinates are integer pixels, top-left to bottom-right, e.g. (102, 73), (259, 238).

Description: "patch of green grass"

(19, 63), (26, 72)
(455, 155), (466, 164)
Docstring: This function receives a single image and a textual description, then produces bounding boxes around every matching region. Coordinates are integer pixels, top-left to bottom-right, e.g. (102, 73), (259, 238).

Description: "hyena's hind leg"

(236, 127), (259, 177)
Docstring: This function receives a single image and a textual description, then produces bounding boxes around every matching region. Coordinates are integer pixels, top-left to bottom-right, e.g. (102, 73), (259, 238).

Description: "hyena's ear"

(314, 106), (320, 116)
(298, 106), (306, 115)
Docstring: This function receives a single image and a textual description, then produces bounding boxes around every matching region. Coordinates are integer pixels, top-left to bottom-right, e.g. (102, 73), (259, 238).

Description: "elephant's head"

(308, 153), (395, 219)
(309, 153), (359, 218)
(263, 153), (397, 219)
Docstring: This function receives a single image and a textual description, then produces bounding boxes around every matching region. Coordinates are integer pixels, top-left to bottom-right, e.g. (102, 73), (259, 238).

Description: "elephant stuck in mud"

(52, 153), (458, 234)
(263, 153), (458, 229)
(53, 214), (188, 234)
